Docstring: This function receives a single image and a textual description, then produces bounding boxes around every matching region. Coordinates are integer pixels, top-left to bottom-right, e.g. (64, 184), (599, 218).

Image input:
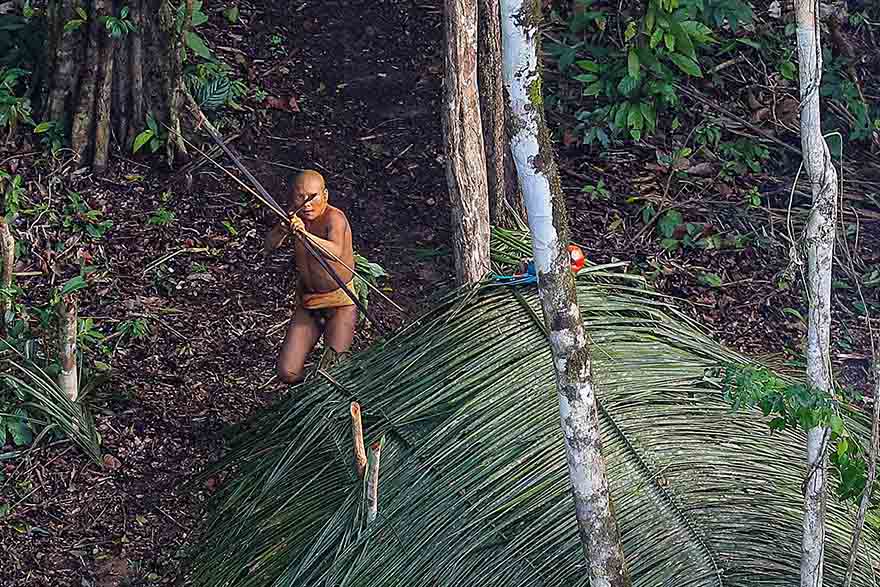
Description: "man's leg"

(321, 305), (358, 366)
(277, 306), (321, 384)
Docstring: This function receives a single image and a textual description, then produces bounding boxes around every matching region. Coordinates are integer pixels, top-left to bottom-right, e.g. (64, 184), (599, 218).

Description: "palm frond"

(186, 262), (880, 586)
(0, 343), (102, 464)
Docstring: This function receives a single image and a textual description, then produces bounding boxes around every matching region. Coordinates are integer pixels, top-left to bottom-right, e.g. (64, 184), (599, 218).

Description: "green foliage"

(132, 112), (165, 154)
(555, 0), (719, 145)
(63, 6), (88, 33)
(33, 120), (64, 153)
(718, 138), (770, 176)
(580, 178), (610, 200)
(353, 253), (388, 316)
(721, 364), (868, 503)
(0, 169), (24, 217)
(63, 192), (113, 239)
(0, 67), (33, 133)
(0, 341), (102, 462)
(100, 6), (136, 39)
(185, 63), (247, 112)
(149, 208), (176, 226)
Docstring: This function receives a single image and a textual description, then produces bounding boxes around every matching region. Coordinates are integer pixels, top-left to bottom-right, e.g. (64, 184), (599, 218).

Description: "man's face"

(290, 177), (328, 221)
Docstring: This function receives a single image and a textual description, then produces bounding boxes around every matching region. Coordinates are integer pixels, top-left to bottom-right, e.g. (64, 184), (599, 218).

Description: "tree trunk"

(795, 1), (838, 586)
(500, 2), (630, 586)
(478, 0), (526, 229)
(443, 0), (492, 285)
(57, 294), (79, 402)
(43, 0), (189, 171)
(0, 217), (13, 337)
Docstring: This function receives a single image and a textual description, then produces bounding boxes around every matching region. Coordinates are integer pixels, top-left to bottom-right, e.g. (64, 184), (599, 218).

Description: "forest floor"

(1, 0), (879, 585)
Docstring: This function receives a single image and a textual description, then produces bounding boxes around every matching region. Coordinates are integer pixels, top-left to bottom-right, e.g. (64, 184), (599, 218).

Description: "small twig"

(350, 402), (367, 479)
(384, 143), (414, 169)
(0, 216), (14, 336)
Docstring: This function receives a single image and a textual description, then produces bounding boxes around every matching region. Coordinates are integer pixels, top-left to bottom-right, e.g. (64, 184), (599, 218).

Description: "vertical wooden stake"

(57, 294), (79, 402)
(350, 402), (367, 479)
(0, 217), (13, 336)
(366, 437), (383, 525)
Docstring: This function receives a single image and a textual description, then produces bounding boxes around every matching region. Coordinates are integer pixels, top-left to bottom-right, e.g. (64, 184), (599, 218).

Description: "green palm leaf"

(186, 258), (879, 586)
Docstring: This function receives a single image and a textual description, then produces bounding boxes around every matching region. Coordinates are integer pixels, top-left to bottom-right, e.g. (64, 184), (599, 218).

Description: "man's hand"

(289, 214), (305, 233)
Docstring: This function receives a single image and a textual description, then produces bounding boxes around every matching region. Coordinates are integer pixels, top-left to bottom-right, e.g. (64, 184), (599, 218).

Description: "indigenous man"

(264, 170), (357, 384)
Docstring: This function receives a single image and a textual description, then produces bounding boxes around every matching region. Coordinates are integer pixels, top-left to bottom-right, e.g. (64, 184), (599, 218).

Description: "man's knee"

(277, 359), (304, 384)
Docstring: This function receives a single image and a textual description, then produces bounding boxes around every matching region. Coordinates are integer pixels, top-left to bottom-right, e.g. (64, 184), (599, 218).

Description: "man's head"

(289, 170), (328, 221)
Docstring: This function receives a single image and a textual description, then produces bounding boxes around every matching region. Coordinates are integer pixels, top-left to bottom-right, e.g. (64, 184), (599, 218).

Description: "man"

(264, 170), (358, 384)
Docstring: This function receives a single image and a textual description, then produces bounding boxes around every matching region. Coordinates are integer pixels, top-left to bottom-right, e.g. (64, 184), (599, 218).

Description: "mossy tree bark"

(795, 1), (838, 586)
(43, 0), (189, 172)
(443, 0), (492, 285)
(478, 0), (526, 229)
(500, 2), (630, 586)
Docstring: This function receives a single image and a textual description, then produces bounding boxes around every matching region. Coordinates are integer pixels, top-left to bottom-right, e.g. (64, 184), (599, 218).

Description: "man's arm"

(263, 220), (290, 255)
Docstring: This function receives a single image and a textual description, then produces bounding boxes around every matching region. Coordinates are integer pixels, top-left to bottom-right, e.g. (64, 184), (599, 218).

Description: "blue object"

(489, 260), (537, 287)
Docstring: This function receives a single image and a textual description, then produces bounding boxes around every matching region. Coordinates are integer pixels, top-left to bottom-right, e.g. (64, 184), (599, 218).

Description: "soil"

(1, 0), (878, 585)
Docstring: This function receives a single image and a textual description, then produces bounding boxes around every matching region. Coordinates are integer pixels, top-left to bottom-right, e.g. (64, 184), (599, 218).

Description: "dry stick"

(0, 217), (13, 336)
(366, 436), (384, 525)
(350, 402), (368, 479)
(57, 294), (78, 402)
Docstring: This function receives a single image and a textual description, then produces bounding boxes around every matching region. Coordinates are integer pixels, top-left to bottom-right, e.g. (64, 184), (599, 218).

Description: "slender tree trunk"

(443, 0), (491, 284)
(57, 295), (79, 401)
(70, 0), (106, 164)
(127, 0), (145, 146)
(795, 1), (838, 586)
(46, 0), (81, 125)
(500, 2), (630, 585)
(478, 0), (526, 229)
(93, 34), (116, 173)
(0, 218), (13, 337)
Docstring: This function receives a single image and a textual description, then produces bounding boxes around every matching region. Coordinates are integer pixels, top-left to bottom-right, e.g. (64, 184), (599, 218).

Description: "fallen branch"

(351, 402), (367, 479)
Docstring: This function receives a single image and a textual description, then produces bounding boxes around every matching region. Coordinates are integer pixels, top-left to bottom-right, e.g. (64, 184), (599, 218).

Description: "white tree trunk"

(0, 217), (13, 336)
(795, 1), (838, 585)
(443, 0), (492, 285)
(58, 294), (79, 402)
(500, 2), (629, 585)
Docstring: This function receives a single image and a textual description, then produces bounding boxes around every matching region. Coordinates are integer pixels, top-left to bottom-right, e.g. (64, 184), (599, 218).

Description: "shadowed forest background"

(1, 0), (879, 584)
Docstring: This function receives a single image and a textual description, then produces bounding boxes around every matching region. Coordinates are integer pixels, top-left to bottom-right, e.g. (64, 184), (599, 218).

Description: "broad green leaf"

(640, 101), (656, 130)
(670, 19), (695, 59)
(223, 5), (239, 23)
(120, 6), (129, 18)
(837, 438), (849, 458)
(574, 74), (598, 83)
(582, 81), (603, 97)
(617, 75), (639, 96)
(668, 53), (703, 77)
(191, 10), (209, 26)
(146, 112), (158, 134)
(10, 410), (31, 446)
(33, 122), (52, 133)
(650, 28), (663, 49)
(613, 103), (629, 129)
(76, 7), (87, 19)
(664, 32), (675, 52)
(627, 106), (643, 130)
(698, 272), (723, 288)
(132, 129), (154, 153)
(185, 31), (213, 59)
(576, 60), (599, 73)
(61, 275), (87, 295)
(624, 20), (637, 42)
(658, 209), (683, 238)
(627, 48), (640, 79)
(645, 2), (656, 31)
